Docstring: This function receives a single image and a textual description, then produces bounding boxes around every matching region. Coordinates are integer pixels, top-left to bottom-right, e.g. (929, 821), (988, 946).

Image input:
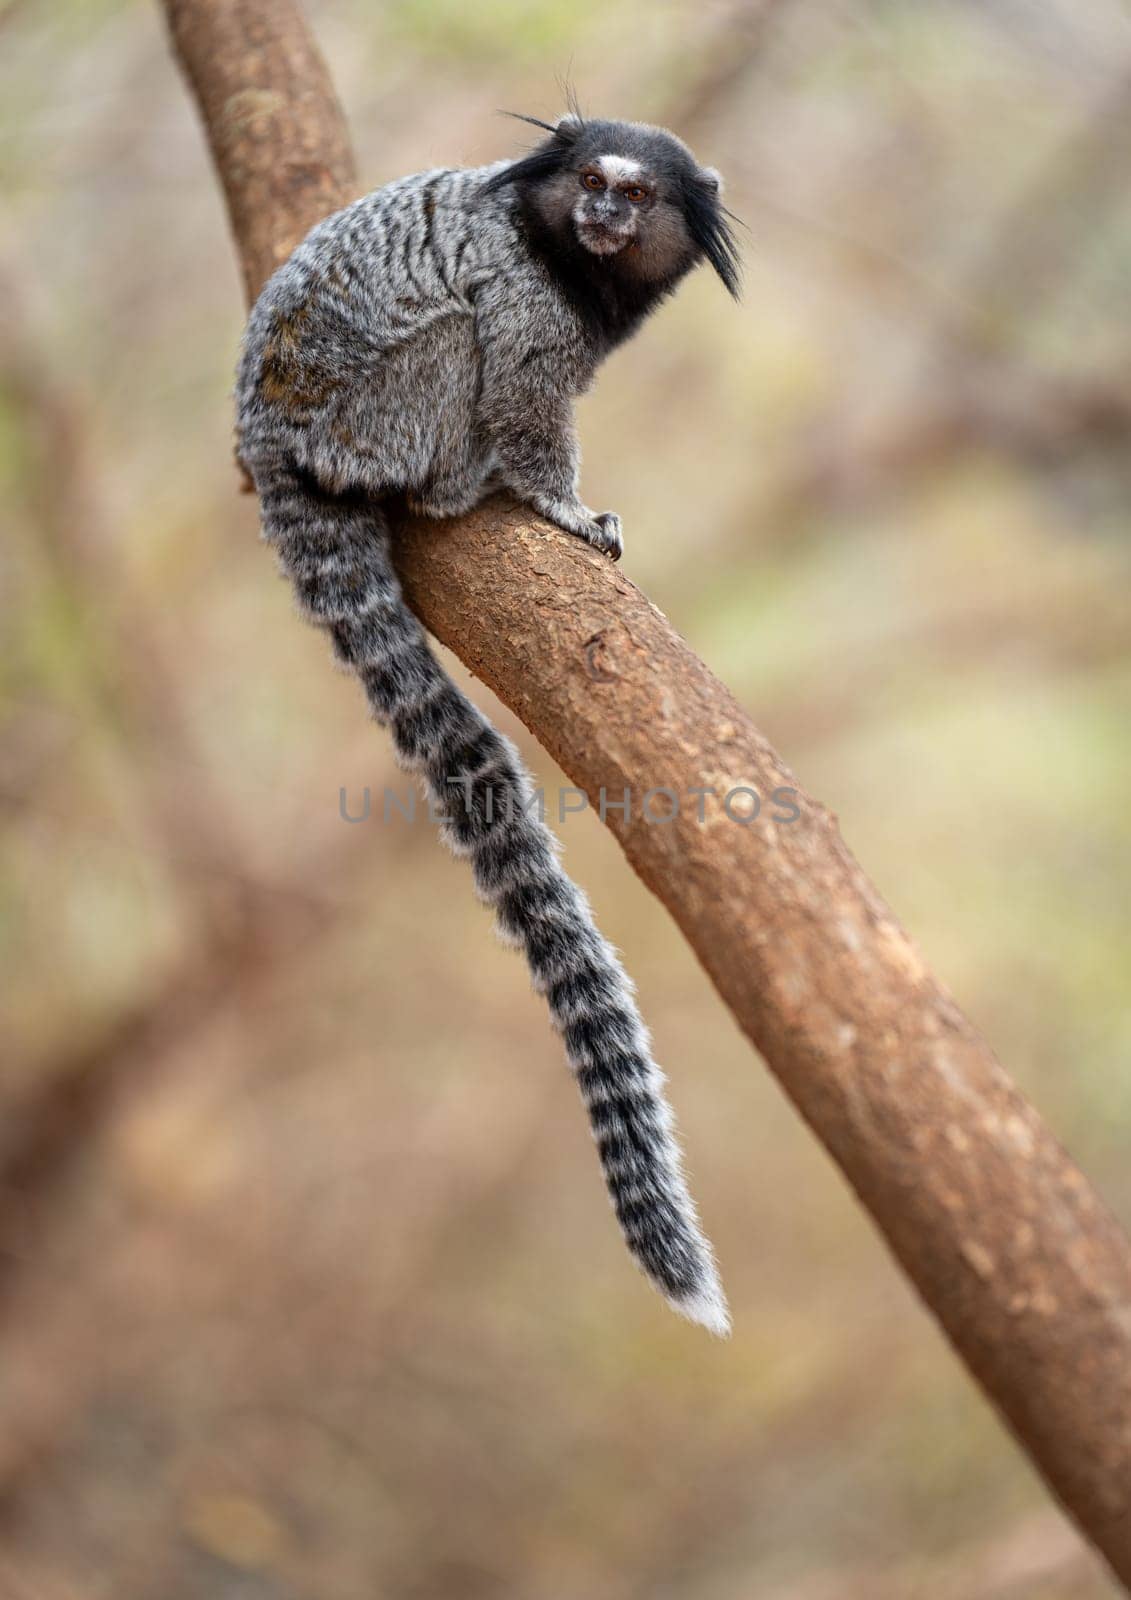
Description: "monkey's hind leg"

(351, 315), (488, 520)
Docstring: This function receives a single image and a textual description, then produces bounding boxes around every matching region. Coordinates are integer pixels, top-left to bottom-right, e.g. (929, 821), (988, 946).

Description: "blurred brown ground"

(1, 0), (1130, 1595)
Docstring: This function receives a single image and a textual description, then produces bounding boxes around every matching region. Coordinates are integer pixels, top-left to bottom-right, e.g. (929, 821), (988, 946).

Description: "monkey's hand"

(535, 497), (623, 561)
(586, 511), (623, 561)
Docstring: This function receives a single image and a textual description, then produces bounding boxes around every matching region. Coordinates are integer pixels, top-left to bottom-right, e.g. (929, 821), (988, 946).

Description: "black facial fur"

(484, 113), (740, 347)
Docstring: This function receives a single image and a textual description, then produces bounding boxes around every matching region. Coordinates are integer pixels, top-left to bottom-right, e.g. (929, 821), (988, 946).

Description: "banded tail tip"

(667, 1273), (731, 1338)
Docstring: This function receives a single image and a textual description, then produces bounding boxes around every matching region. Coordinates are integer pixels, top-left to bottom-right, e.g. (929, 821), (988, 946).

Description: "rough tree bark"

(164, 0), (1131, 1584)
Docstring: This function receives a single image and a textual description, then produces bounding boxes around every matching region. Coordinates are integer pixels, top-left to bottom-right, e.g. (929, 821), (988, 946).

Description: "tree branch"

(163, 0), (1131, 1583)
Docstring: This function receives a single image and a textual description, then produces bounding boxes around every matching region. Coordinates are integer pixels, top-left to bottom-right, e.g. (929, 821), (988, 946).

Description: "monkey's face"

(571, 155), (654, 257)
(529, 150), (701, 284)
(503, 116), (740, 298)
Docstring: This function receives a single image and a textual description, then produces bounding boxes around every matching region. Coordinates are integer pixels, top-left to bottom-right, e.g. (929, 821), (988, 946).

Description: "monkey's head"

(486, 112), (741, 301)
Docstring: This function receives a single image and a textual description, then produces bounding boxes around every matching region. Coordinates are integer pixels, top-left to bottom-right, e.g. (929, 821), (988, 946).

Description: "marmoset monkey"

(236, 109), (740, 1333)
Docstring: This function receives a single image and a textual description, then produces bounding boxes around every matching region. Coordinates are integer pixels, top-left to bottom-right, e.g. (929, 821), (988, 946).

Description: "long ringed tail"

(254, 460), (729, 1334)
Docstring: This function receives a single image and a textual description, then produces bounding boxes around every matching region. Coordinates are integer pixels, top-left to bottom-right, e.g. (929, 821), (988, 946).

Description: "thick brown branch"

(164, 0), (1131, 1583)
(165, 0), (356, 305)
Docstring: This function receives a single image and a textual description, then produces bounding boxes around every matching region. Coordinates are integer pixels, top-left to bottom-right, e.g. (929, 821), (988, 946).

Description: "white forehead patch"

(598, 155), (645, 186)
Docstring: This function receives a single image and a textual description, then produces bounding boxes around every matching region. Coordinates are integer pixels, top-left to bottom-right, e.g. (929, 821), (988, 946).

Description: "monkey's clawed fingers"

(589, 511), (623, 561)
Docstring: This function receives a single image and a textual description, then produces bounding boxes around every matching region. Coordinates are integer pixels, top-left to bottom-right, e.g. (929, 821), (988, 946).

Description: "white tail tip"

(668, 1276), (731, 1338)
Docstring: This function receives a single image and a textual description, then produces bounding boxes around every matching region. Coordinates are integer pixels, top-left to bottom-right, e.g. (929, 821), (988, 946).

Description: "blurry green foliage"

(385, 0), (605, 64)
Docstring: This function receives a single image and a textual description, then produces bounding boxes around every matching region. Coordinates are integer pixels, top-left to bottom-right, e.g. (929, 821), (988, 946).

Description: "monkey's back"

(235, 162), (522, 487)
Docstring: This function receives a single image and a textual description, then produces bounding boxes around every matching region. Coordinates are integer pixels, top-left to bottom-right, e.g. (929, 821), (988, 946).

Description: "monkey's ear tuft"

(559, 81), (586, 134)
(681, 169), (742, 300)
(484, 118), (574, 195)
(500, 110), (559, 136)
(500, 107), (583, 148)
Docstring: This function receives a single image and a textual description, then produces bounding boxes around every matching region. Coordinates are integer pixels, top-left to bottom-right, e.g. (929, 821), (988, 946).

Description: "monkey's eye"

(582, 172), (605, 190)
(624, 186), (648, 204)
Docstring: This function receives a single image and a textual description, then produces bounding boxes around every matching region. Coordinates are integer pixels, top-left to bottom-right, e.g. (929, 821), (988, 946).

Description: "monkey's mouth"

(576, 221), (633, 257)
